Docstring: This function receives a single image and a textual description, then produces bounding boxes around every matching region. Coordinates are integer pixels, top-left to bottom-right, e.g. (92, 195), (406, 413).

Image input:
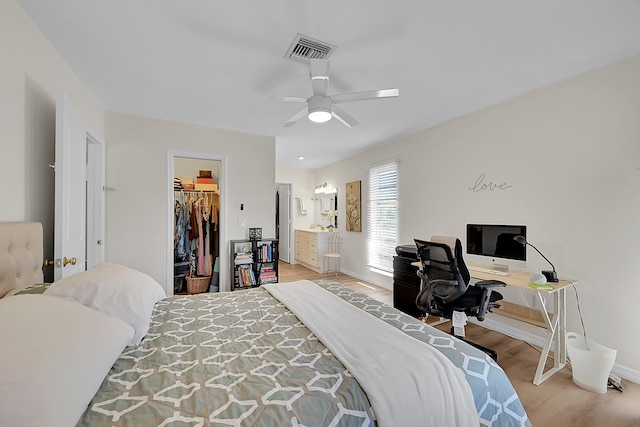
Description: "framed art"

(345, 180), (361, 232)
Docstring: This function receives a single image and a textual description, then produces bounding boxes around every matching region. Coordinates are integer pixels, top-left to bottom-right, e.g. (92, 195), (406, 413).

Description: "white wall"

(315, 55), (640, 373)
(105, 112), (276, 293)
(0, 0), (104, 277)
(276, 167), (316, 230)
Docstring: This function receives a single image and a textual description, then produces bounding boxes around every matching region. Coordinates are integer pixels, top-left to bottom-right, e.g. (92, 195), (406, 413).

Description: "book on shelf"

(238, 265), (256, 287)
(257, 242), (274, 262)
(258, 263), (277, 284)
(259, 273), (277, 284)
(234, 252), (253, 265)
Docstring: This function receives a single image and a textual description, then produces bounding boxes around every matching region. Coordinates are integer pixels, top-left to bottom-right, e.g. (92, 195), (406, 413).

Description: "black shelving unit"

(230, 238), (279, 290)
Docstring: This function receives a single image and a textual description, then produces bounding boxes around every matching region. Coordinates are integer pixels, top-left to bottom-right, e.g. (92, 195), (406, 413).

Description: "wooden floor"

(279, 261), (640, 427)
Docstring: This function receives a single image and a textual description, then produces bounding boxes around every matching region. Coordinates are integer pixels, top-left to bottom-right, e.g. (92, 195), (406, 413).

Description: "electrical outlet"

(238, 219), (246, 228)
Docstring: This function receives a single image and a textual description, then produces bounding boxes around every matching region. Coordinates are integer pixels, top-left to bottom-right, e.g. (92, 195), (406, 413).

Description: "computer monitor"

(466, 224), (527, 269)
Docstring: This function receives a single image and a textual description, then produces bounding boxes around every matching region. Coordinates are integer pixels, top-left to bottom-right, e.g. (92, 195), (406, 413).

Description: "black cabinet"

(230, 239), (279, 290)
(393, 245), (424, 318)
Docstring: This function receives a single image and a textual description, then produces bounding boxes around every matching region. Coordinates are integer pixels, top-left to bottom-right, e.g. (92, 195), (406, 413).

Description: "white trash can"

(566, 332), (616, 393)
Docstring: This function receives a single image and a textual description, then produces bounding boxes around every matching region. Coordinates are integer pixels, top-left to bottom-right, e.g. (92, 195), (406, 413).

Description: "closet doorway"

(167, 151), (226, 295)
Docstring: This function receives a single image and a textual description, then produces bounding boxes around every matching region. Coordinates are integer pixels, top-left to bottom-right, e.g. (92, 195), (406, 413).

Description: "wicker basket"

(186, 275), (210, 294)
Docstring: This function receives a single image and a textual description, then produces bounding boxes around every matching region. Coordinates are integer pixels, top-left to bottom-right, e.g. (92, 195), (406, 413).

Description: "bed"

(0, 222), (532, 427)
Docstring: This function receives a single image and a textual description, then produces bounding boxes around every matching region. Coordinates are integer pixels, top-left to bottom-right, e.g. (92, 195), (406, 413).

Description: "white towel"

(298, 198), (307, 214)
(321, 198), (330, 213)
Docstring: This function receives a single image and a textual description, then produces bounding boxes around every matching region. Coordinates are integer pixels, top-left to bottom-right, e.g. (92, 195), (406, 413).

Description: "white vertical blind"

(367, 160), (398, 273)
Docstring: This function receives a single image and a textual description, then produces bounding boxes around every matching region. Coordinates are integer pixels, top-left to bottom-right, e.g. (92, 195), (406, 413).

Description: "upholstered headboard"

(0, 222), (44, 298)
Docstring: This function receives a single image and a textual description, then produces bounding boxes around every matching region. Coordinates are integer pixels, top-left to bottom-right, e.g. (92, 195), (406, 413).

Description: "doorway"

(276, 183), (292, 263)
(167, 151), (227, 294)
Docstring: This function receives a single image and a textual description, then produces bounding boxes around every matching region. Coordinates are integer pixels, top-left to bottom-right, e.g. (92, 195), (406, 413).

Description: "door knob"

(63, 257), (77, 267)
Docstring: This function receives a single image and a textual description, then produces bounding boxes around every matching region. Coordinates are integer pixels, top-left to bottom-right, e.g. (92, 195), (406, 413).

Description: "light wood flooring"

(279, 261), (640, 427)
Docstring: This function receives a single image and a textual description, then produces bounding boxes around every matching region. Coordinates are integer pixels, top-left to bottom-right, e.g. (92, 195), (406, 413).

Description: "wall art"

(345, 180), (361, 232)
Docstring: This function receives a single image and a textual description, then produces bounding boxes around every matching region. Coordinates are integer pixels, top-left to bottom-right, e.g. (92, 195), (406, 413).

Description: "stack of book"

(259, 263), (277, 284)
(234, 252), (253, 265)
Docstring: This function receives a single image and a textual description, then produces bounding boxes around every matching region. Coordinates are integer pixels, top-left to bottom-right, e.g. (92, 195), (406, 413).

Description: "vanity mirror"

(314, 183), (338, 229)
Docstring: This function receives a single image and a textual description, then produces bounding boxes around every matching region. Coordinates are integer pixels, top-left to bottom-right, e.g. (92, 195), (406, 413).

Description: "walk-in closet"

(173, 157), (221, 294)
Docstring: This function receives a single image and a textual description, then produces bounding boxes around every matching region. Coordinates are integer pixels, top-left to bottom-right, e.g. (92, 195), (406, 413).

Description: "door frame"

(166, 150), (227, 295)
(86, 133), (106, 269)
(276, 182), (293, 263)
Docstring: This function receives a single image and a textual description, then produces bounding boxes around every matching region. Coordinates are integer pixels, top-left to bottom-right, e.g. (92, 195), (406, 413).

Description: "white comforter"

(264, 280), (479, 427)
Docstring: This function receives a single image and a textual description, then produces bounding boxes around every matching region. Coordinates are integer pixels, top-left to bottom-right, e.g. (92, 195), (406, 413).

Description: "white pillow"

(0, 294), (134, 427)
(45, 263), (167, 345)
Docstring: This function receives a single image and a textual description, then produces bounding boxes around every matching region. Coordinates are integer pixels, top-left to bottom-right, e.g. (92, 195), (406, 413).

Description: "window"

(367, 160), (398, 273)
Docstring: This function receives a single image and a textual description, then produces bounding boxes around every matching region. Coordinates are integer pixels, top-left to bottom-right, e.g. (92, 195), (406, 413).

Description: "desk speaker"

(530, 273), (547, 286)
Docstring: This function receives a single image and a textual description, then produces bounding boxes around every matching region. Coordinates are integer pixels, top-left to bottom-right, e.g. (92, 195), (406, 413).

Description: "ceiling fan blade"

(331, 105), (359, 128)
(270, 95), (307, 103)
(310, 59), (329, 97)
(332, 88), (399, 104)
(282, 106), (309, 127)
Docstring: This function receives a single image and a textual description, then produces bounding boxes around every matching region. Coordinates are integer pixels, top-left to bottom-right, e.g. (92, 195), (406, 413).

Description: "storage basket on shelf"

(186, 267), (210, 294)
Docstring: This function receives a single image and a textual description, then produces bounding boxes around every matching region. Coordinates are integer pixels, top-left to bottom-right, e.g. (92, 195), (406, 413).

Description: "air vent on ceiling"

(285, 33), (337, 64)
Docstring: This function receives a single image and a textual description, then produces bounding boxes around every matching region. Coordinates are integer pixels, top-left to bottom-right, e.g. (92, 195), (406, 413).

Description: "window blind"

(366, 160), (398, 273)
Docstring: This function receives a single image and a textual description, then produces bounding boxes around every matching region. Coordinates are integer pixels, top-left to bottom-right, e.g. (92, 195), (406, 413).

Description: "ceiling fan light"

(308, 108), (332, 123)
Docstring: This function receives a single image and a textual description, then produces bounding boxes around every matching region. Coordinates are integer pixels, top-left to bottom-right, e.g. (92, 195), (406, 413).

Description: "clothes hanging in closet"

(174, 191), (218, 278)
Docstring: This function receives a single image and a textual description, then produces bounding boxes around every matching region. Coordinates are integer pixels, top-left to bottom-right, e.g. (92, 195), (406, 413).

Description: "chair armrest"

(474, 279), (506, 289)
(474, 280), (505, 321)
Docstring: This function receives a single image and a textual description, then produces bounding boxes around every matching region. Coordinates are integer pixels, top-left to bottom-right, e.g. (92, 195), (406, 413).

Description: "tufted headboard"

(0, 222), (44, 298)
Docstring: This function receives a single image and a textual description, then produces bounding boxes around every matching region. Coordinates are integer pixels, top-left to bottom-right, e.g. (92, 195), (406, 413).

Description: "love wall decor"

(468, 173), (512, 193)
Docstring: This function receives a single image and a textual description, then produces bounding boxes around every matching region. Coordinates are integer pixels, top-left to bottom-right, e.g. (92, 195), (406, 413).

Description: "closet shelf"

(174, 189), (220, 195)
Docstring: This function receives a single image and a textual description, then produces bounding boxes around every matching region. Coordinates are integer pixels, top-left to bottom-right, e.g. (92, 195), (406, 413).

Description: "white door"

(53, 92), (87, 280)
(277, 184), (291, 262)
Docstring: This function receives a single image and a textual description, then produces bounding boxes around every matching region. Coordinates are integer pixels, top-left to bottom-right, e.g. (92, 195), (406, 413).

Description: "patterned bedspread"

(77, 280), (531, 427)
(315, 280), (532, 427)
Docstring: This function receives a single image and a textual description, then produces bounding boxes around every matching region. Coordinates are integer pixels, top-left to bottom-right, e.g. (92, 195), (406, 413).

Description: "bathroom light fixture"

(314, 182), (328, 193)
(314, 182), (337, 194)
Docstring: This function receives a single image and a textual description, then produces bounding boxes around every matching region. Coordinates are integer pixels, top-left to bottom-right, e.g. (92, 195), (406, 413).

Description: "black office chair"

(414, 236), (506, 361)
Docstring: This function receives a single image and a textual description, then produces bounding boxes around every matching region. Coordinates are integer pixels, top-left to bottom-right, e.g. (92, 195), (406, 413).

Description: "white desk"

(413, 261), (576, 385)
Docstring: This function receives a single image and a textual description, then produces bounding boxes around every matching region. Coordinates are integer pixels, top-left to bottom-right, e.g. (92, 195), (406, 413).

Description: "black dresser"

(392, 245), (424, 318)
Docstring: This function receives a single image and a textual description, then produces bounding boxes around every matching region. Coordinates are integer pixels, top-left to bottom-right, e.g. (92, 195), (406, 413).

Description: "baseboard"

(471, 317), (640, 385)
(339, 268), (392, 291)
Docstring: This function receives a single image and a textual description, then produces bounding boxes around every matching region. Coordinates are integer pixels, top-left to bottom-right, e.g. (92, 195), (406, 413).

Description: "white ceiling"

(16, 0), (640, 169)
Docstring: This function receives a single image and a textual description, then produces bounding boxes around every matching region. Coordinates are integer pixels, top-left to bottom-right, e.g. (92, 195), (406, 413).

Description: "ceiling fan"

(274, 59), (399, 128)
